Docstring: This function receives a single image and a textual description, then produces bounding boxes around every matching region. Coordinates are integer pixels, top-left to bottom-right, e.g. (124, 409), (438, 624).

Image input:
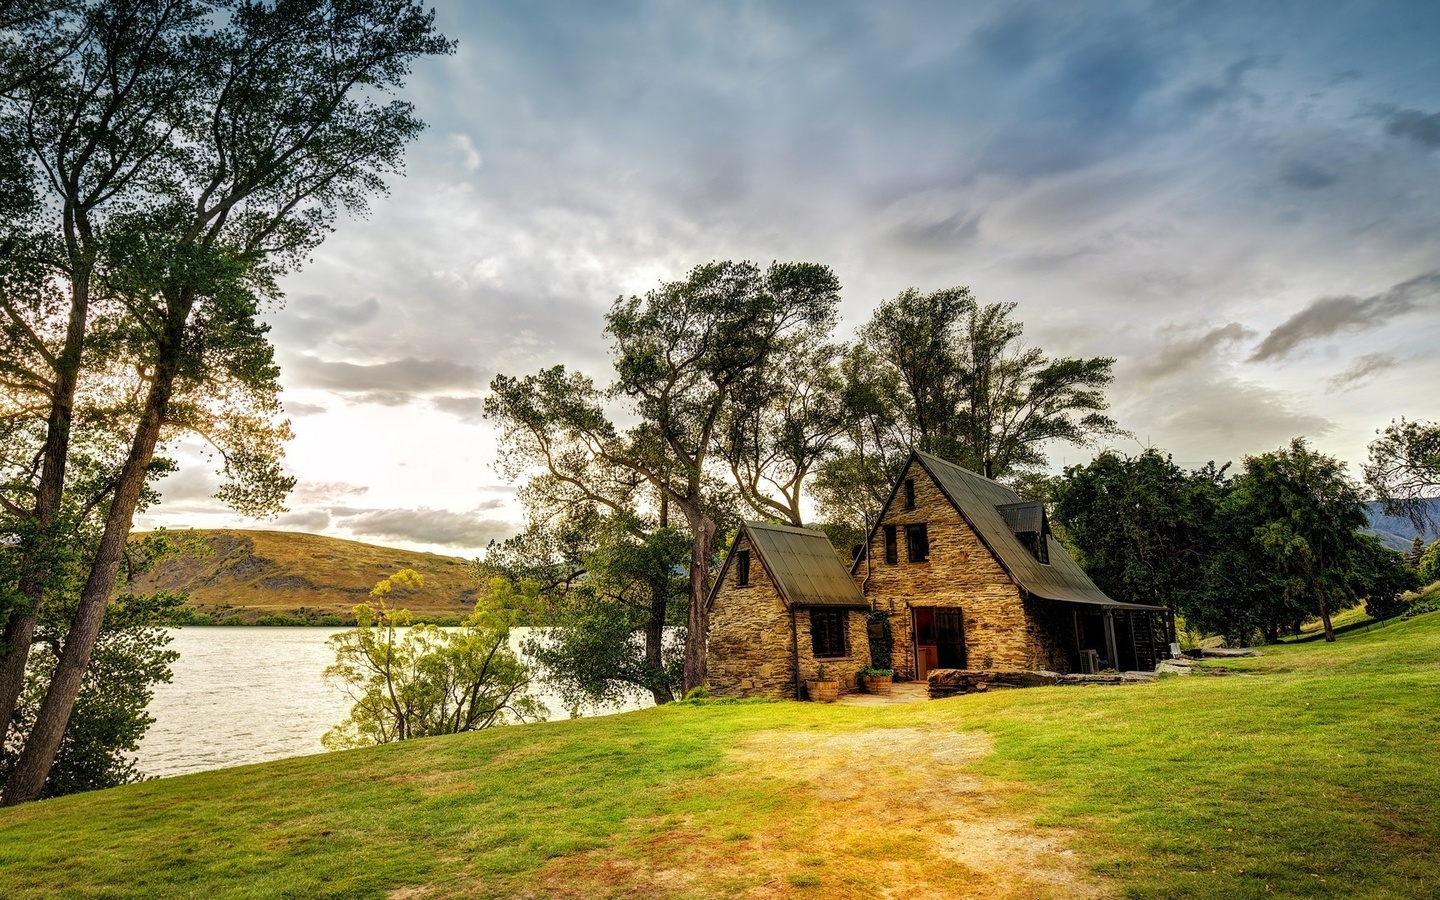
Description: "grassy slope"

(128, 529), (479, 621)
(2, 614), (1438, 898)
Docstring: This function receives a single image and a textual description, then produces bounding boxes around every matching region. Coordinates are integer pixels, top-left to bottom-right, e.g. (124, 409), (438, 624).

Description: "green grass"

(2, 613), (1439, 898)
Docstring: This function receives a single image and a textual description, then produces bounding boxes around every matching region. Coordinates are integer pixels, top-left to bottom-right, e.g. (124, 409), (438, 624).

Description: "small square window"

(811, 609), (848, 658)
(906, 523), (929, 563)
(736, 550), (750, 587)
(903, 478), (915, 510)
(883, 525), (898, 564)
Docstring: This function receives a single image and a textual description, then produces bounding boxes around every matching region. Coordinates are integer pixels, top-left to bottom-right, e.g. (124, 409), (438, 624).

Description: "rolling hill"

(127, 529), (481, 623)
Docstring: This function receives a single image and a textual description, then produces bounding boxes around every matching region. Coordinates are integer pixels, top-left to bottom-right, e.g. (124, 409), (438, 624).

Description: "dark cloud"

(155, 466), (220, 503)
(431, 395), (487, 424)
(1176, 56), (1261, 117)
(288, 356), (486, 397)
(270, 296), (381, 346)
(1382, 108), (1440, 149)
(1119, 376), (1335, 463)
(1250, 271), (1440, 362)
(1326, 352), (1403, 392)
(290, 481), (369, 503)
(274, 509), (332, 531)
(1135, 322), (1254, 379)
(1281, 160), (1339, 190)
(333, 506), (516, 549)
(283, 401), (328, 417)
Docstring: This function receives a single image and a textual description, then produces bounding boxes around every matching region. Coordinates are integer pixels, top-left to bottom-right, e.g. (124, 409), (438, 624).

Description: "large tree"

(488, 260), (840, 692)
(1229, 439), (1370, 643)
(1, 0), (452, 806)
(717, 337), (848, 527)
(1052, 450), (1229, 617)
(1365, 418), (1440, 532)
(816, 288), (1120, 531)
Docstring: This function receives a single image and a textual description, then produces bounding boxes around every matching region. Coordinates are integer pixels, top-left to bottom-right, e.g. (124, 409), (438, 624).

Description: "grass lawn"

(1, 612), (1437, 898)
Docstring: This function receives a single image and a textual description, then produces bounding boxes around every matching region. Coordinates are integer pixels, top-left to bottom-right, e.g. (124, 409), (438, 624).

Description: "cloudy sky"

(137, 0), (1440, 557)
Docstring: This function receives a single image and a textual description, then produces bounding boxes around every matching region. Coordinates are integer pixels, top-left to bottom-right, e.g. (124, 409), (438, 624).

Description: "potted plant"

(805, 664), (840, 702)
(860, 666), (893, 695)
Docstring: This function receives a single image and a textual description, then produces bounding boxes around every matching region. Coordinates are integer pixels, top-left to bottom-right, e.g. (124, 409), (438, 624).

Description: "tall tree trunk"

(645, 594), (671, 705)
(682, 509), (715, 694)
(2, 340), (175, 806)
(0, 266), (92, 748)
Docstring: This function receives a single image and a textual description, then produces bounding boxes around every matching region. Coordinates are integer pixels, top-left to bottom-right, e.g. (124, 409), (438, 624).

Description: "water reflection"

(134, 626), (652, 779)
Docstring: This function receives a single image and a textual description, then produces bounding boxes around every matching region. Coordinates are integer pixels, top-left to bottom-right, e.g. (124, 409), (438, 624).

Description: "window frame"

(906, 523), (930, 563)
(810, 609), (849, 658)
(883, 524), (898, 564)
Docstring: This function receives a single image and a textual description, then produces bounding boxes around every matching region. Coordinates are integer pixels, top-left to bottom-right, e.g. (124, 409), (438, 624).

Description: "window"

(903, 478), (915, 510)
(883, 525), (898, 564)
(811, 609), (848, 658)
(906, 523), (929, 563)
(736, 550), (750, 586)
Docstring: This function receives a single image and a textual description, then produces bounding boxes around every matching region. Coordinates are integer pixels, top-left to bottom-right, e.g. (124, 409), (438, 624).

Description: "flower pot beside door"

(860, 667), (893, 695)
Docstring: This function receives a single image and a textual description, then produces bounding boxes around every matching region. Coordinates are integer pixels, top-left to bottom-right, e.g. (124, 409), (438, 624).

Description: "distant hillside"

(128, 529), (480, 623)
(1364, 499), (1440, 552)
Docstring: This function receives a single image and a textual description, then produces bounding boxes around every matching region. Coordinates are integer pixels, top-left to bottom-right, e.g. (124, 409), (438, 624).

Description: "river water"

(134, 626), (652, 779)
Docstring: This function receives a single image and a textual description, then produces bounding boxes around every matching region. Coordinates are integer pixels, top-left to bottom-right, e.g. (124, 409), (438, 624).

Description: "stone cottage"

(705, 521), (872, 699)
(706, 450), (1174, 698)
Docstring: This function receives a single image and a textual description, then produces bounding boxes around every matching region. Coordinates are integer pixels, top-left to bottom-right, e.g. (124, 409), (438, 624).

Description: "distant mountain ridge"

(128, 529), (480, 623)
(1365, 499), (1440, 552)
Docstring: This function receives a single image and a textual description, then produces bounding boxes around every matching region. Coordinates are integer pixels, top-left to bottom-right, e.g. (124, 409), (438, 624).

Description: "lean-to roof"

(914, 451), (1166, 612)
(710, 521), (868, 609)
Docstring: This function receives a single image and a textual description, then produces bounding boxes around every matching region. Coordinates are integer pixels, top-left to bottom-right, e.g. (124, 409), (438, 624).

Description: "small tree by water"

(322, 571), (543, 750)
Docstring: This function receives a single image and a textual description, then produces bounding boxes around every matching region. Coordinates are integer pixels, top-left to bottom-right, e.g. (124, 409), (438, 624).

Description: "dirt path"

(524, 725), (1110, 899)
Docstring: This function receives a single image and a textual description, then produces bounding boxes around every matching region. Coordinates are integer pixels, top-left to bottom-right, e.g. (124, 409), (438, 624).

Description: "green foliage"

(859, 666), (893, 677)
(1418, 540), (1440, 586)
(488, 512), (689, 708)
(1056, 439), (1411, 645)
(1052, 450), (1228, 615)
(322, 574), (544, 750)
(1365, 418), (1440, 531)
(816, 290), (1121, 530)
(865, 610), (894, 671)
(1353, 534), (1421, 620)
(0, 584), (184, 799)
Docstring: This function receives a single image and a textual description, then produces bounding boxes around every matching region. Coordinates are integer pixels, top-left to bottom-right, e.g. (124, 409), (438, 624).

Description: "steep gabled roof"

(910, 451), (1164, 612)
(709, 521), (868, 609)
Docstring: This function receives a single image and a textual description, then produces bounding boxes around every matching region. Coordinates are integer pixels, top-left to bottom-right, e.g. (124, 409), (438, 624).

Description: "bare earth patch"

(526, 725), (1111, 899)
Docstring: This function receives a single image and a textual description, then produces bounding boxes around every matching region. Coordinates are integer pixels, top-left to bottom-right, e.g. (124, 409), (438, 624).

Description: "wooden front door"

(914, 606), (967, 677)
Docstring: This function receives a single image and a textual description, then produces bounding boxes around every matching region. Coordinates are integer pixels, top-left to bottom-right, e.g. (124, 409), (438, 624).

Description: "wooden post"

(1104, 610), (1119, 672)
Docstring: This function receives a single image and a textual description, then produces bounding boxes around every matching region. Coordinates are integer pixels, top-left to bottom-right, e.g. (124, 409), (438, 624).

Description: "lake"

(134, 626), (652, 779)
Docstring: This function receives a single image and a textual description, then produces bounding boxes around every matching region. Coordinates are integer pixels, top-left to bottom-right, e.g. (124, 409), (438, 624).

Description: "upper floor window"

(906, 523), (930, 563)
(903, 478), (915, 510)
(883, 525), (898, 564)
(736, 549), (750, 586)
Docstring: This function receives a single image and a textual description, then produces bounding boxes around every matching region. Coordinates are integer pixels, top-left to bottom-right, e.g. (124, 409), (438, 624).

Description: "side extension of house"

(706, 522), (871, 699)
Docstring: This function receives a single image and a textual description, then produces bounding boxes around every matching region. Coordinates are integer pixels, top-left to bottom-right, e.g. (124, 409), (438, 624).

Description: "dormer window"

(996, 501), (1051, 565)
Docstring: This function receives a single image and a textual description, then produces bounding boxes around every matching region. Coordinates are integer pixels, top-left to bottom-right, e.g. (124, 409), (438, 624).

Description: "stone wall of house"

(859, 459), (1068, 679)
(705, 532), (799, 699)
(794, 606), (871, 697)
